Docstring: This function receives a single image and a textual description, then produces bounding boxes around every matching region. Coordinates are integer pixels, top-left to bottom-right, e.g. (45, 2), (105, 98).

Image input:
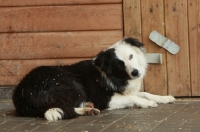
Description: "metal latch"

(149, 30), (180, 54)
(143, 30), (180, 64)
(141, 48), (162, 64)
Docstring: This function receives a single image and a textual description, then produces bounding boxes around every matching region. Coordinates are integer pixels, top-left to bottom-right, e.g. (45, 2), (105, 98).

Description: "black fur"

(124, 38), (144, 47)
(12, 48), (130, 119)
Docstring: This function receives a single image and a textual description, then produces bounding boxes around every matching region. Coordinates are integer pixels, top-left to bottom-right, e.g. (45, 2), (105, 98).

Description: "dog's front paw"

(157, 96), (176, 104)
(148, 101), (158, 108)
(167, 96), (176, 103)
(139, 101), (158, 108)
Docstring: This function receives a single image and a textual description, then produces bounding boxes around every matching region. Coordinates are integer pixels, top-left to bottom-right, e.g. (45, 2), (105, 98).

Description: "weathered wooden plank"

(0, 59), (88, 86)
(123, 0), (142, 41)
(141, 0), (167, 95)
(0, 0), (122, 7)
(165, 0), (191, 96)
(123, 0), (144, 92)
(188, 0), (200, 96)
(0, 30), (123, 59)
(0, 4), (122, 32)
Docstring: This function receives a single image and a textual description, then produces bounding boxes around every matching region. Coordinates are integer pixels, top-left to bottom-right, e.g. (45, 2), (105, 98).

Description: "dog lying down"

(12, 37), (175, 121)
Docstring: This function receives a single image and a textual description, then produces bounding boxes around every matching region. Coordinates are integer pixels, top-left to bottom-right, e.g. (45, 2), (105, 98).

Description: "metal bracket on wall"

(149, 30), (180, 55)
(141, 48), (162, 64)
(145, 53), (162, 64)
(141, 30), (180, 64)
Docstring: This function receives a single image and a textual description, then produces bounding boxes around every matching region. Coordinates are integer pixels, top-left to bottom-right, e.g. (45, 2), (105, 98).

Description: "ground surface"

(0, 99), (200, 132)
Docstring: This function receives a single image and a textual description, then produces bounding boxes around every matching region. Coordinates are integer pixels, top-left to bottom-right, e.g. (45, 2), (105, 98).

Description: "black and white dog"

(12, 38), (175, 121)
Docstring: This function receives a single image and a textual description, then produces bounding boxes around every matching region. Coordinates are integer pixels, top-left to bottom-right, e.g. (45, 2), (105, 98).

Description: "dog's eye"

(129, 54), (133, 60)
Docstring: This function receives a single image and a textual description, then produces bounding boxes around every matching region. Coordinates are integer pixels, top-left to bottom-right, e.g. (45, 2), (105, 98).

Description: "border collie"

(12, 38), (175, 121)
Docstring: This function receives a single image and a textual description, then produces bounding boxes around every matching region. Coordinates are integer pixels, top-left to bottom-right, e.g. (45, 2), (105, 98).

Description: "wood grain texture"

(0, 0), (122, 7)
(123, 0), (142, 41)
(165, 0), (191, 96)
(0, 30), (123, 59)
(0, 4), (122, 32)
(188, 0), (200, 96)
(0, 59), (88, 86)
(141, 0), (167, 95)
(123, 0), (144, 92)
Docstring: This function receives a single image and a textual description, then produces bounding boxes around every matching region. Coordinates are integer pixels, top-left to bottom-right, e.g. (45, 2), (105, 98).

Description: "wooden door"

(123, 0), (193, 96)
(188, 0), (200, 96)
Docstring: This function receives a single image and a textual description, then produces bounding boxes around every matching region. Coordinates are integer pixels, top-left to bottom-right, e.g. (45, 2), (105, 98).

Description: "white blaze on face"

(113, 41), (147, 79)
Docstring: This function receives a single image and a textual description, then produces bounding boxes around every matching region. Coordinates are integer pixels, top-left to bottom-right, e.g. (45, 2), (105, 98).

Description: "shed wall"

(0, 0), (123, 86)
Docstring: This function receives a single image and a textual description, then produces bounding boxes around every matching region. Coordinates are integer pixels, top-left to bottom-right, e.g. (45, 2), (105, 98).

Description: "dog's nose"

(131, 69), (139, 76)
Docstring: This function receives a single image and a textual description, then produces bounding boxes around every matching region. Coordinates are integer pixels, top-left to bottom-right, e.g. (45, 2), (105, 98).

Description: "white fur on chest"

(107, 78), (143, 110)
(123, 78), (142, 95)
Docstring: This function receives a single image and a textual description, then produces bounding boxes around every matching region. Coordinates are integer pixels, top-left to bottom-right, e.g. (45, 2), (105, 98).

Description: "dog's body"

(12, 38), (175, 121)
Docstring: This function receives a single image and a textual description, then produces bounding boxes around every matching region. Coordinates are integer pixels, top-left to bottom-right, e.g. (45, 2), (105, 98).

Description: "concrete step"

(0, 86), (14, 100)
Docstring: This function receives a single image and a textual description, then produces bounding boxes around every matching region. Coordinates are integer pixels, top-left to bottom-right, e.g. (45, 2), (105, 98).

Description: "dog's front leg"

(137, 92), (176, 104)
(107, 93), (158, 110)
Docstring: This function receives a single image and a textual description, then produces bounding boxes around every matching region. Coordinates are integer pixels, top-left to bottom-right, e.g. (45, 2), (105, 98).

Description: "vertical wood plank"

(123, 0), (144, 91)
(165, 0), (191, 96)
(123, 0), (142, 41)
(141, 0), (167, 95)
(188, 0), (200, 96)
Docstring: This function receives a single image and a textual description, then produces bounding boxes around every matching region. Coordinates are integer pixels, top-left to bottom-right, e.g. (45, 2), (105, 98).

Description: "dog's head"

(94, 37), (147, 82)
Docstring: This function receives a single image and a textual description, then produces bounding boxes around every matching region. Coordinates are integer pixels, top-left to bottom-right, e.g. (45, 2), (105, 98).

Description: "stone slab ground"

(0, 99), (200, 132)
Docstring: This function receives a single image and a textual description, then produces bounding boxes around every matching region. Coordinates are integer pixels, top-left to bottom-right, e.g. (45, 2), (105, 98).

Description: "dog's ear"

(94, 48), (115, 71)
(124, 37), (144, 47)
(94, 51), (107, 69)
